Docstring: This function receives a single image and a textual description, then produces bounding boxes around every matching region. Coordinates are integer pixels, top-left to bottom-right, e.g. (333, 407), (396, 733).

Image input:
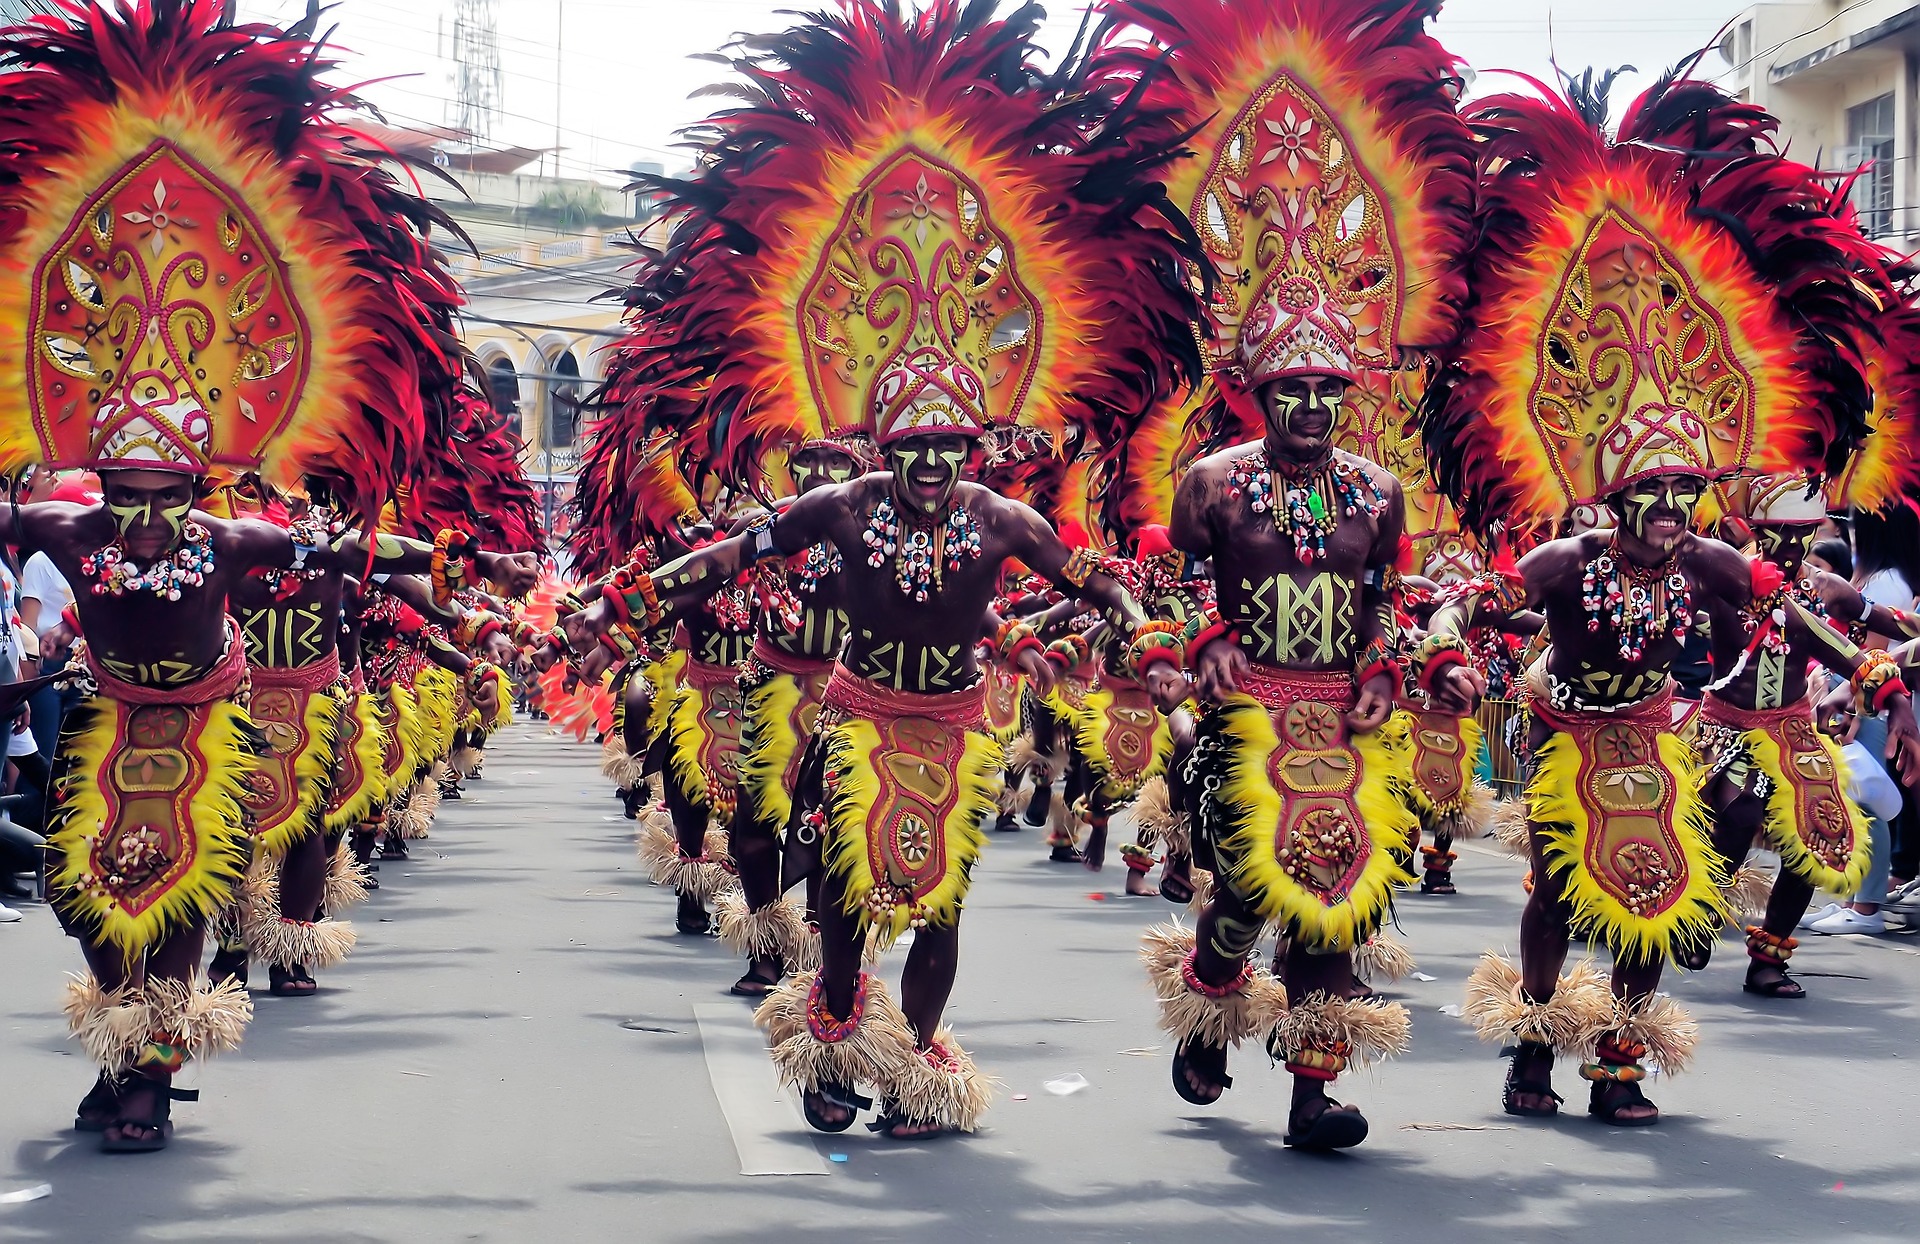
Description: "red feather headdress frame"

(1091, 0), (1473, 530)
(389, 383), (544, 554)
(572, 0), (1203, 560)
(1422, 70), (1882, 532)
(1832, 298), (1920, 514)
(0, 0), (466, 519)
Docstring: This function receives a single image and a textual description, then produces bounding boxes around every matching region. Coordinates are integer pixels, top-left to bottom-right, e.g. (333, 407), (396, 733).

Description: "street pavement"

(4, 724), (1919, 1243)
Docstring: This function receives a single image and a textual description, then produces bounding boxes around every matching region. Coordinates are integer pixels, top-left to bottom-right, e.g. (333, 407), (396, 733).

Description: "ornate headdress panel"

(0, 1), (463, 514)
(1098, 0), (1473, 402)
(1425, 74), (1882, 529)
(581, 0), (1202, 535)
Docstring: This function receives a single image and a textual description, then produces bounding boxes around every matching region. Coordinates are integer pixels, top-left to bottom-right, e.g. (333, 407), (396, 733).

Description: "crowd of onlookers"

(0, 468), (87, 924)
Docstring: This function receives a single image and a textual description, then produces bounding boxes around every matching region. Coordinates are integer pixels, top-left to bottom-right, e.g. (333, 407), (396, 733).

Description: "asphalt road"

(3, 724), (1919, 1243)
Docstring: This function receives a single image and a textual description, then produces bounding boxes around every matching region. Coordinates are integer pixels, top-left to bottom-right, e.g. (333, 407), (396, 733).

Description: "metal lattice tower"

(448, 0), (503, 143)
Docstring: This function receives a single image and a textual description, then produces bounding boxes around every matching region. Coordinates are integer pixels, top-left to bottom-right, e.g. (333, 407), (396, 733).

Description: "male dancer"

(1427, 73), (1894, 1124)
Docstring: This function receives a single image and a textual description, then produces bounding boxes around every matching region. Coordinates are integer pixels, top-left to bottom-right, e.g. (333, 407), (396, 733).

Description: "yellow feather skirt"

(1701, 697), (1871, 896)
(48, 694), (261, 959)
(1068, 682), (1173, 805)
(821, 714), (1003, 943)
(1529, 710), (1728, 965)
(1204, 689), (1418, 952)
(240, 671), (342, 858)
(738, 660), (833, 835)
(665, 659), (746, 821)
(324, 689), (390, 833)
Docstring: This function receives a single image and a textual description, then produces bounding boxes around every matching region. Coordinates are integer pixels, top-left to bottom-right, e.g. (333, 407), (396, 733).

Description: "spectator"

(19, 479), (85, 759)
(1805, 537), (1852, 580)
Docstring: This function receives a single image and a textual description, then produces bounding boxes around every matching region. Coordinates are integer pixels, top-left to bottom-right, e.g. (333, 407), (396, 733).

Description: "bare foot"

(802, 1089), (852, 1130)
(1124, 869), (1156, 897)
(1743, 962), (1806, 998)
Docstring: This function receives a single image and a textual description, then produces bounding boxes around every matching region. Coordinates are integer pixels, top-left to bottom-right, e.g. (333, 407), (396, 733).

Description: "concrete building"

(1714, 2), (1920, 248)
(367, 125), (669, 551)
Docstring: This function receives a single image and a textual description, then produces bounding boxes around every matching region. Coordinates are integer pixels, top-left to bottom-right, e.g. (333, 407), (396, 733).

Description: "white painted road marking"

(694, 1003), (831, 1176)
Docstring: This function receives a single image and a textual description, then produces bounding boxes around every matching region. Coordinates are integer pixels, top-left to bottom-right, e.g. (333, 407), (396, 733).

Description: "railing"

(1475, 695), (1527, 800)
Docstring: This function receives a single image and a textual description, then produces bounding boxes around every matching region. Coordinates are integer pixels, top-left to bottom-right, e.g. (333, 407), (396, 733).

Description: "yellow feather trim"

(821, 718), (1001, 941)
(1528, 727), (1728, 964)
(1212, 698), (1417, 952)
(324, 690), (389, 833)
(738, 670), (807, 833)
(644, 651), (687, 745)
(1069, 685), (1174, 805)
(1742, 726), (1871, 896)
(1407, 711), (1484, 819)
(47, 695), (258, 960)
(249, 680), (341, 858)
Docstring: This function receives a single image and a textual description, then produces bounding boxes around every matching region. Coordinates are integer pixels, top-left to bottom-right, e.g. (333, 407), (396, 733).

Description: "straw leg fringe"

(1606, 992), (1700, 1076)
(754, 970), (919, 1097)
(1130, 775), (1187, 857)
(1267, 991), (1412, 1070)
(1351, 932), (1417, 985)
(636, 810), (735, 903)
(1461, 952), (1614, 1056)
(1488, 798), (1531, 859)
(1139, 922), (1287, 1048)
(63, 975), (152, 1075)
(145, 974), (253, 1061)
(717, 889), (811, 966)
(1722, 862), (1775, 922)
(249, 912), (357, 971)
(891, 1028), (996, 1133)
(1006, 736), (1064, 785)
(324, 839), (372, 914)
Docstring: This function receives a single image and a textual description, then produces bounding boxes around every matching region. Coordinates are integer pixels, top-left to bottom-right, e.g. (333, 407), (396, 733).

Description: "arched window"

(544, 349), (581, 451)
(486, 355), (521, 439)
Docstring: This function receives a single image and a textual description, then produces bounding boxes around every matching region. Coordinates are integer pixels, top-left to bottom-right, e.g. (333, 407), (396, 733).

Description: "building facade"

(1716, 1), (1920, 249)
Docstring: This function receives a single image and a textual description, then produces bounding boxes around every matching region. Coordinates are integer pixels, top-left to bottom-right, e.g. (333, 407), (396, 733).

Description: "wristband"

(1126, 620), (1183, 681)
(1184, 616), (1235, 669)
(1004, 632), (1045, 668)
(1411, 633), (1471, 694)
(1061, 547), (1100, 589)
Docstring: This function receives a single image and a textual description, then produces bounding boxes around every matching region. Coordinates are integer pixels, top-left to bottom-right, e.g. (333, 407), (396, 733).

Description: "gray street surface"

(4, 725), (1919, 1242)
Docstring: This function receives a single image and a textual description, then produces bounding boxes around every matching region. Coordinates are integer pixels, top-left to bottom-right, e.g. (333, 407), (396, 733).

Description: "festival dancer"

(0, 0), (537, 1150)
(1426, 70), (1902, 1125)
(1096, 0), (1476, 1151)
(572, 0), (1201, 1139)
(1693, 471), (1920, 996)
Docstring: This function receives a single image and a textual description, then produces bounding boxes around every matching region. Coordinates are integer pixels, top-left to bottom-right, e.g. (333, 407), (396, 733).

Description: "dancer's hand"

(1429, 663), (1485, 715)
(1190, 637), (1246, 703)
(1015, 644), (1057, 698)
(478, 551), (541, 596)
(1815, 681), (1858, 742)
(1348, 670), (1396, 732)
(1885, 693), (1920, 787)
(1145, 664), (1191, 714)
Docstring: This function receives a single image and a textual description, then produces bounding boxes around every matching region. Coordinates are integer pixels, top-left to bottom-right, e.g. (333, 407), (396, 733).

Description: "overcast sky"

(240, 0), (1743, 185)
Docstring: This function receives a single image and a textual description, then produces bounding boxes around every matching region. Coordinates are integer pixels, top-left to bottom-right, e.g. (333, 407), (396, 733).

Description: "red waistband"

(1701, 692), (1812, 731)
(1529, 679), (1675, 734)
(682, 657), (740, 690)
(248, 648), (343, 694)
(750, 637), (834, 678)
(1238, 663), (1355, 711)
(821, 663), (985, 729)
(86, 621), (249, 707)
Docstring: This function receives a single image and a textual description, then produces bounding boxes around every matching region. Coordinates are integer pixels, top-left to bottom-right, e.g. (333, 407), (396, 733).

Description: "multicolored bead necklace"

(861, 496), (983, 602)
(1225, 449), (1387, 564)
(1580, 538), (1691, 662)
(794, 542), (843, 595)
(81, 521), (216, 601)
(257, 509), (346, 600)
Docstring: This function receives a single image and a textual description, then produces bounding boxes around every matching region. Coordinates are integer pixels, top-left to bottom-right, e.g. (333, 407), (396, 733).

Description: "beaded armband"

(1182, 604), (1236, 669)
(995, 620), (1044, 668)
(430, 528), (476, 608)
(466, 661), (501, 695)
(1853, 649), (1908, 713)
(559, 590), (589, 617)
(599, 623), (641, 664)
(607, 562), (662, 627)
(1126, 620), (1183, 680)
(1045, 632), (1090, 671)
(1060, 547), (1100, 589)
(1410, 633), (1470, 693)
(1353, 635), (1399, 692)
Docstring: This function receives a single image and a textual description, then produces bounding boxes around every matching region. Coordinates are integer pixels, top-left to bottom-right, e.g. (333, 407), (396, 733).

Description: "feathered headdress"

(1097, 0), (1471, 400)
(388, 384), (544, 553)
(0, 0), (464, 518)
(581, 0), (1202, 532)
(1830, 299), (1920, 514)
(1423, 71), (1883, 531)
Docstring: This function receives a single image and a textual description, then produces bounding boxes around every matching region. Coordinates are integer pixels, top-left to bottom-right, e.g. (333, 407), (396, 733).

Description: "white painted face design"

(1264, 375), (1348, 445)
(790, 446), (861, 494)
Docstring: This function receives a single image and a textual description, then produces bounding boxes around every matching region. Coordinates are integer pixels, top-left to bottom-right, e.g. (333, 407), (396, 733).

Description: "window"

(544, 350), (581, 451)
(485, 356), (521, 439)
(1847, 93), (1896, 239)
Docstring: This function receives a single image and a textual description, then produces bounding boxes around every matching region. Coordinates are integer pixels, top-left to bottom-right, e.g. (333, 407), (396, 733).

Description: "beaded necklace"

(861, 496), (983, 602)
(255, 508), (347, 600)
(794, 542), (843, 595)
(1225, 449), (1387, 565)
(1579, 537), (1690, 662)
(81, 521), (216, 602)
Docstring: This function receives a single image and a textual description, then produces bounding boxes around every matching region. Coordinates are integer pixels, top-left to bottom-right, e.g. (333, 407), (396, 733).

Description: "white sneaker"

(1798, 901), (1843, 930)
(0, 901), (20, 923)
(1809, 907), (1887, 935)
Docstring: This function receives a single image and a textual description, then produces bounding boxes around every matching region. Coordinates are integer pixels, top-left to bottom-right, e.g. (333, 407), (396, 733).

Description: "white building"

(1715, 2), (1920, 248)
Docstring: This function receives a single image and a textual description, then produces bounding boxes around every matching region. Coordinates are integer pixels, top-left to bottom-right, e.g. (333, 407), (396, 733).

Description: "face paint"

(107, 494), (193, 542)
(1614, 475), (1702, 554)
(887, 436), (968, 516)
(1263, 377), (1346, 445)
(1754, 523), (1817, 573)
(791, 449), (860, 493)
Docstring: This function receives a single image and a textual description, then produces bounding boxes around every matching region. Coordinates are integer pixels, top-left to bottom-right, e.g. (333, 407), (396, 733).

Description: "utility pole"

(552, 0), (565, 179)
(448, 0), (503, 147)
